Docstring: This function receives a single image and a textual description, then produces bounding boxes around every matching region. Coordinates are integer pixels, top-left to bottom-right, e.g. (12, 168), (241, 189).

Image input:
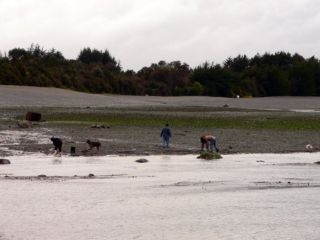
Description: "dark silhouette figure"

(50, 137), (63, 154)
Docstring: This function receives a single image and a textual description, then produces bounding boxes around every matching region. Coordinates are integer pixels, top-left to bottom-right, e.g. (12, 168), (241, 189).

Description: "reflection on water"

(52, 158), (62, 165)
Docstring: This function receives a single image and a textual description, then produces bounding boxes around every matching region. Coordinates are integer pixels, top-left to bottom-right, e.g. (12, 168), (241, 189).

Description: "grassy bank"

(42, 111), (320, 130)
(5, 106), (320, 130)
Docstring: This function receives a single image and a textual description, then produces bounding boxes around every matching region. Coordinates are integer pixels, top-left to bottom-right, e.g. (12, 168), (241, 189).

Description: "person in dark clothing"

(50, 137), (63, 154)
(160, 123), (172, 148)
(200, 135), (219, 152)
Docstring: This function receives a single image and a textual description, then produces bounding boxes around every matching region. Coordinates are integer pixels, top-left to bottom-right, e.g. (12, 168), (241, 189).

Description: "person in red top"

(200, 135), (219, 152)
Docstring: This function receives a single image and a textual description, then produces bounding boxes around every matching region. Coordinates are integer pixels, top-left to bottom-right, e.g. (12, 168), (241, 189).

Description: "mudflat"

(1, 85), (320, 156)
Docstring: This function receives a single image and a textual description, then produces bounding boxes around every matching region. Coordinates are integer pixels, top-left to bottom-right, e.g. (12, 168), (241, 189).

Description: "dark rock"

(197, 152), (222, 160)
(0, 159), (11, 164)
(135, 158), (149, 163)
(26, 112), (42, 121)
(88, 173), (95, 178)
(37, 174), (47, 178)
(91, 124), (105, 129)
(314, 161), (320, 165)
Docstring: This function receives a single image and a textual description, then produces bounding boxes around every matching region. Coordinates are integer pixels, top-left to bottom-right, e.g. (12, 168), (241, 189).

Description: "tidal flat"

(1, 86), (320, 239)
(1, 153), (320, 240)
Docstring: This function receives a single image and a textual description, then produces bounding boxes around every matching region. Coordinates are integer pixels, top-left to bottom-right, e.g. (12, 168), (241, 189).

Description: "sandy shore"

(1, 85), (320, 156)
(1, 86), (320, 240)
(1, 85), (320, 109)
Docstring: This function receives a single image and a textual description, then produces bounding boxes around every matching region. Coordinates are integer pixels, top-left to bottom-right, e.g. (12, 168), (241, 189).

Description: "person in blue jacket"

(160, 123), (172, 148)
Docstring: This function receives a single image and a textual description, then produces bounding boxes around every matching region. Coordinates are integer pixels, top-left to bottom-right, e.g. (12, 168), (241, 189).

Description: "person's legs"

(212, 139), (219, 152)
(163, 137), (170, 148)
(162, 137), (166, 148)
(209, 140), (213, 151)
(166, 138), (170, 148)
(53, 145), (58, 154)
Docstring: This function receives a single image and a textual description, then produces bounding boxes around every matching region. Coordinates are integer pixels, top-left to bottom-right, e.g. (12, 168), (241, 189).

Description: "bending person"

(50, 137), (63, 155)
(200, 135), (219, 152)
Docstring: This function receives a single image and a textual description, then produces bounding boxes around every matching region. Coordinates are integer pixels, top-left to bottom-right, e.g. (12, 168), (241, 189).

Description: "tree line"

(1, 44), (320, 96)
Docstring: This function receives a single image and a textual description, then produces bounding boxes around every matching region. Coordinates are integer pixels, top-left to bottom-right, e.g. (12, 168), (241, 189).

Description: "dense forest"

(1, 44), (320, 97)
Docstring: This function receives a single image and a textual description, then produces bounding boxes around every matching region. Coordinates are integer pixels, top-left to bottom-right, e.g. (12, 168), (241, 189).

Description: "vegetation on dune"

(2, 44), (320, 96)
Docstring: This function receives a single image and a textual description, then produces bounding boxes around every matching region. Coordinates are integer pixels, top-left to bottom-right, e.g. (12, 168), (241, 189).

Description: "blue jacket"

(161, 127), (171, 139)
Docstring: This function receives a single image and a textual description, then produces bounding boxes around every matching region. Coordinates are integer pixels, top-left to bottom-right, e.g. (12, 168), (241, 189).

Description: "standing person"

(160, 123), (172, 148)
(50, 137), (63, 155)
(200, 135), (219, 152)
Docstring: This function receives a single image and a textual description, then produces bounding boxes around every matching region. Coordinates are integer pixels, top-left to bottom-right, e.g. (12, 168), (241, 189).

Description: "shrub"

(197, 151), (222, 160)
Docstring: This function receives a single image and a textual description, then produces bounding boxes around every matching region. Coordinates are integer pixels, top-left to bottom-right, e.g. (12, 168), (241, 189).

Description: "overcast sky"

(1, 0), (320, 70)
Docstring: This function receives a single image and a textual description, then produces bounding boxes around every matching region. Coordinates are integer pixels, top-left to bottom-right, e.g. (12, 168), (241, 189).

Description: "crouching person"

(50, 137), (63, 156)
(200, 135), (219, 152)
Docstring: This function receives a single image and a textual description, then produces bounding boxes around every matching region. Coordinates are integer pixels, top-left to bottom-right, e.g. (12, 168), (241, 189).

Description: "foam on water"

(1, 153), (320, 240)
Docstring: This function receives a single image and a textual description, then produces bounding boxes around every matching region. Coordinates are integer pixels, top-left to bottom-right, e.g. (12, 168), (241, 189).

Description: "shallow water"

(0, 130), (51, 146)
(1, 153), (320, 240)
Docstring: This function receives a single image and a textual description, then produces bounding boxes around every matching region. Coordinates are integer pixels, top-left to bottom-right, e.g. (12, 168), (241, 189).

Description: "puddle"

(290, 109), (320, 113)
(0, 129), (52, 146)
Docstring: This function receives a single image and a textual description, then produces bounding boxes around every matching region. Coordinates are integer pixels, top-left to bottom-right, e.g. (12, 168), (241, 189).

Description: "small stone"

(88, 173), (95, 178)
(0, 159), (11, 164)
(37, 174), (47, 178)
(197, 152), (222, 160)
(135, 158), (149, 163)
(305, 144), (313, 151)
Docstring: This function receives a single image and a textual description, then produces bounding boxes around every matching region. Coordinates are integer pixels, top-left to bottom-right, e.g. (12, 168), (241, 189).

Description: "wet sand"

(1, 121), (320, 157)
(1, 86), (320, 240)
(1, 85), (320, 156)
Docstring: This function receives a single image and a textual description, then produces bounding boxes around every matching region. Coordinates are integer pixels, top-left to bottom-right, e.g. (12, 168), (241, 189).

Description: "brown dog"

(86, 140), (101, 150)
